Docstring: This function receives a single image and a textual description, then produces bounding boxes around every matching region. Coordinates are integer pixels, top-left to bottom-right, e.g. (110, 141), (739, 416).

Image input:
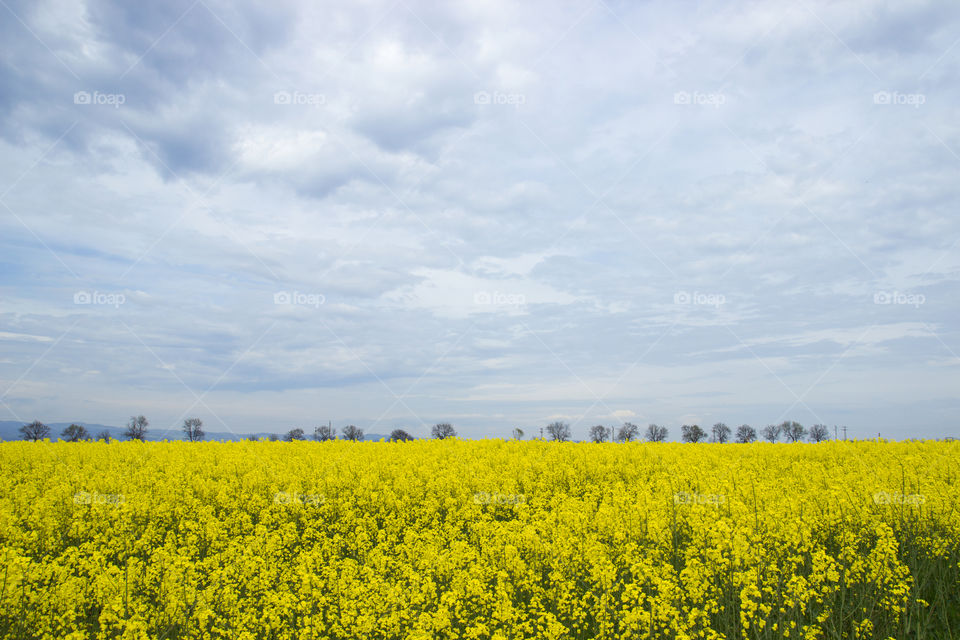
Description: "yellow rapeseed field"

(1, 439), (958, 639)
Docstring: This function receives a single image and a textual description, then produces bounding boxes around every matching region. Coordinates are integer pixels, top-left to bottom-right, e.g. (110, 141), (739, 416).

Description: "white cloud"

(0, 0), (958, 439)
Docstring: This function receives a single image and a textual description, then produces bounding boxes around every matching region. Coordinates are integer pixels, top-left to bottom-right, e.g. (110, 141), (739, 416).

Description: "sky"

(1, 0), (958, 440)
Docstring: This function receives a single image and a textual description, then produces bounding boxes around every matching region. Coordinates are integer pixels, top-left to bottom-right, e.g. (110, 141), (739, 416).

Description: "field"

(1, 440), (958, 639)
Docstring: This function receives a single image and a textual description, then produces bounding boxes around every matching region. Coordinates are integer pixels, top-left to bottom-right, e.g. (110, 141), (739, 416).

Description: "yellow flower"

(0, 438), (956, 638)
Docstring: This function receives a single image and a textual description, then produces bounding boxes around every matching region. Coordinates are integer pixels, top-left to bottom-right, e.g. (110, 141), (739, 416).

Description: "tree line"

(549, 420), (834, 443)
(18, 417), (153, 442)
(17, 417), (836, 443)
(16, 417), (429, 443)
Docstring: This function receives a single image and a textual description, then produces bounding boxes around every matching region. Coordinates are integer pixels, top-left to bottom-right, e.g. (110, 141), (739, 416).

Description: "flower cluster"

(0, 439), (957, 639)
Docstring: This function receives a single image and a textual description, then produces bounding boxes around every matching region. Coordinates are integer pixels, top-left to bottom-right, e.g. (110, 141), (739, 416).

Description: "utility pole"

(539, 427), (543, 440)
(842, 425), (847, 440)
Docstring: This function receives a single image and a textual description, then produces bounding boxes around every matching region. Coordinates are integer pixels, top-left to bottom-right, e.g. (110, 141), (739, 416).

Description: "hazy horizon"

(2, 0), (959, 440)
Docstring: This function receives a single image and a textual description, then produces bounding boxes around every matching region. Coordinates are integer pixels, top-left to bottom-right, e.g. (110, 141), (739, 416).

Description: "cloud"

(1, 0), (959, 439)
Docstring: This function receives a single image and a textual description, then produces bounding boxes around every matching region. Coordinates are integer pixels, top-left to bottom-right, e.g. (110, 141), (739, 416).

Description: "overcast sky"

(1, 0), (958, 440)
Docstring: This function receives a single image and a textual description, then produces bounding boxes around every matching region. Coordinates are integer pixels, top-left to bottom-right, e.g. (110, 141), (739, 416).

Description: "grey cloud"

(1, 0), (959, 438)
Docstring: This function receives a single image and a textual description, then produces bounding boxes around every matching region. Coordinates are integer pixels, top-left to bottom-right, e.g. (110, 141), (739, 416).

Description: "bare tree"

(781, 421), (807, 442)
(61, 423), (90, 442)
(284, 428), (305, 441)
(182, 418), (204, 442)
(735, 424), (757, 443)
(96, 429), (112, 442)
(431, 423), (456, 439)
(809, 424), (830, 443)
(342, 425), (364, 441)
(588, 424), (608, 442)
(680, 424), (706, 443)
(124, 415), (149, 441)
(389, 429), (413, 442)
(511, 428), (524, 440)
(313, 424), (337, 441)
(545, 421), (571, 442)
(644, 423), (668, 442)
(712, 422), (731, 443)
(20, 420), (50, 441)
(761, 424), (781, 443)
(267, 433), (279, 441)
(617, 422), (641, 442)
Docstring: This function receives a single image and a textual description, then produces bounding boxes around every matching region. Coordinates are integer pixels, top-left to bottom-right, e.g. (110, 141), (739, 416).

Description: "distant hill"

(0, 421), (389, 442)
